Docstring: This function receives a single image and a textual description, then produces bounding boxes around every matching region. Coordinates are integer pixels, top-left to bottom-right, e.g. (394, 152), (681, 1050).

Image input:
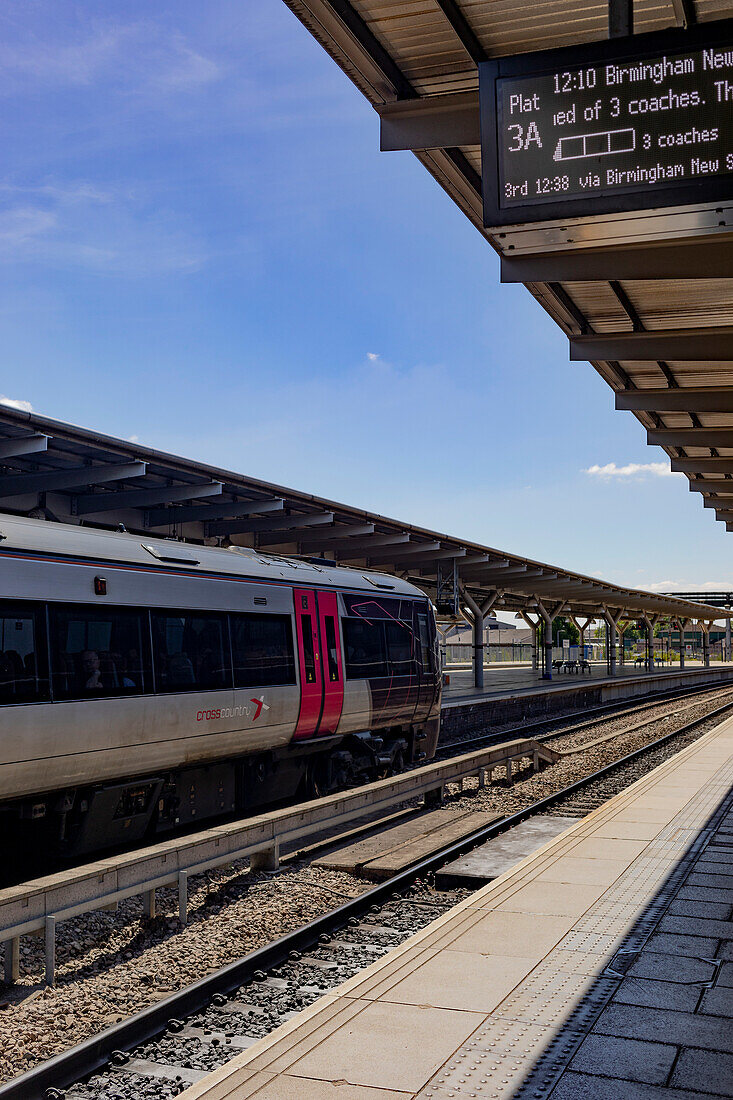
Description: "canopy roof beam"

(149, 497), (284, 529)
(617, 387), (733, 413)
(335, 533), (412, 559)
(73, 481), (223, 516)
(378, 92), (480, 151)
(572, 328), (733, 362)
(391, 546), (467, 568)
(297, 523), (376, 546)
(358, 540), (441, 564)
(500, 237), (733, 283)
(689, 480), (733, 494)
(0, 435), (48, 460)
(0, 461), (146, 498)
(648, 429), (733, 447)
(208, 511), (334, 537)
(672, 458), (733, 474)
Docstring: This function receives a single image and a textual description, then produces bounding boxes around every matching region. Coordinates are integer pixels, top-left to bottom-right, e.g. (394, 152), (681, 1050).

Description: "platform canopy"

(282, 0), (733, 532)
(0, 404), (724, 625)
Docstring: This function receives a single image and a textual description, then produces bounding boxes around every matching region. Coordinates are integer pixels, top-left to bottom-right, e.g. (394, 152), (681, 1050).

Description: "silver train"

(0, 515), (441, 855)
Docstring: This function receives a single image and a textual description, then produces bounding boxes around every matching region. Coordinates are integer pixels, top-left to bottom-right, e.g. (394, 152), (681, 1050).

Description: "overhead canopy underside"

(281, 0), (733, 532)
(0, 405), (723, 624)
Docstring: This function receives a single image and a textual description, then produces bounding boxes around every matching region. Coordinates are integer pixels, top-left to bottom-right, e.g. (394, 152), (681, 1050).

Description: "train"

(0, 514), (441, 855)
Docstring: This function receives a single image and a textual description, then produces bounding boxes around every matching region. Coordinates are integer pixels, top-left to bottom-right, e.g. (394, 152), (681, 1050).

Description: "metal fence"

(443, 642), (534, 666)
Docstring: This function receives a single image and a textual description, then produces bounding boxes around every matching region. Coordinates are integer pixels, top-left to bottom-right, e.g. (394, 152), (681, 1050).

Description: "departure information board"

(479, 22), (733, 226)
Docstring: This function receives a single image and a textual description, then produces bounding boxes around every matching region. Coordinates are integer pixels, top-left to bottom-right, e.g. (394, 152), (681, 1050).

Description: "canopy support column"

(673, 620), (686, 668)
(726, 611), (731, 663)
(640, 614), (659, 672)
(460, 588), (500, 691)
(701, 621), (711, 668)
(520, 610), (540, 672)
(568, 614), (594, 670)
(616, 620), (627, 666)
(435, 624), (450, 671)
(603, 608), (623, 677)
(536, 600), (564, 680)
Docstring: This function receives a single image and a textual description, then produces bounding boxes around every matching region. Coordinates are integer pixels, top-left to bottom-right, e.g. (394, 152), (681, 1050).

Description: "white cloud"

(0, 193), (206, 276)
(648, 579), (733, 592)
(127, 434), (140, 443)
(367, 352), (379, 361)
(584, 461), (683, 479)
(152, 39), (222, 91)
(0, 394), (33, 412)
(0, 21), (221, 96)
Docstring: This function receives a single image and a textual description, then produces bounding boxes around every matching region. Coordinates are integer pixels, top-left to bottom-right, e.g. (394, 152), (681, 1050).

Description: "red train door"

(316, 590), (344, 736)
(293, 588), (323, 740)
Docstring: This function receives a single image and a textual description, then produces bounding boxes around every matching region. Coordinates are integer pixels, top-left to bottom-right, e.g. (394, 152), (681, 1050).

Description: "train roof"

(0, 514), (426, 598)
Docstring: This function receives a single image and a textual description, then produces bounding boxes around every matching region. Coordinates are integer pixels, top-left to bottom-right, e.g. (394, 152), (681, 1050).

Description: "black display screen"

(480, 22), (733, 226)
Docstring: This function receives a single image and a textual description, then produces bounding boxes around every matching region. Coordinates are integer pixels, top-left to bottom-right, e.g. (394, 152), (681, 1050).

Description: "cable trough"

(4, 690), (733, 1099)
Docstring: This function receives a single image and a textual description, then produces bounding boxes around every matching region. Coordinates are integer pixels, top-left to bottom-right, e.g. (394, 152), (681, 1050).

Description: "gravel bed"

(67, 1069), (189, 1099)
(544, 692), (733, 753)
(63, 883), (460, 1099)
(0, 863), (371, 1085)
(443, 701), (726, 815)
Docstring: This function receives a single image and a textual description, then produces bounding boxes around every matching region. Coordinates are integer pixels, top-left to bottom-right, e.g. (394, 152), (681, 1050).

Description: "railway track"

(8, 679), (727, 895)
(3, 688), (732, 1100)
(437, 678), (733, 757)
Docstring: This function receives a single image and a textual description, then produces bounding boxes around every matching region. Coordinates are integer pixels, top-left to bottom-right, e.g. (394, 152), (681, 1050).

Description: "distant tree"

(552, 616), (579, 645)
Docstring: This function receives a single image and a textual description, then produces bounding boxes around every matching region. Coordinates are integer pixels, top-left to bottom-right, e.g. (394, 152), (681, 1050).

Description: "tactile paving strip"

(416, 753), (733, 1100)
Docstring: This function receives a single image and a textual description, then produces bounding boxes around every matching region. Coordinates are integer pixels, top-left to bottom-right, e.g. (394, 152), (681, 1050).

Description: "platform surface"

(179, 716), (733, 1100)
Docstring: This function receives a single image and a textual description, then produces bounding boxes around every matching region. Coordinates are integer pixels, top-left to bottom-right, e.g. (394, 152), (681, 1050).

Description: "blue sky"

(1, 0), (730, 599)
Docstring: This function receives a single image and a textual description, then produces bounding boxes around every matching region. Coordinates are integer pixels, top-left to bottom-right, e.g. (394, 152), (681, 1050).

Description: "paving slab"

(658, 913), (733, 939)
(434, 815), (579, 888)
(593, 1002), (733, 1053)
(625, 952), (719, 985)
(550, 1073), (714, 1100)
(568, 1033), (678, 1085)
(643, 932), (720, 957)
(277, 1000), (484, 1093)
(676, 884), (733, 904)
(612, 976), (702, 1013)
(698, 986), (733, 1016)
(666, 898), (732, 920)
(670, 1048), (733, 1097)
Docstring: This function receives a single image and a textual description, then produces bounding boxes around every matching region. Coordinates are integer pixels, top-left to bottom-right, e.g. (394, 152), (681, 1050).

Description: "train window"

(0, 602), (49, 703)
(324, 616), (339, 682)
(343, 617), (388, 679)
(343, 594), (400, 620)
(300, 614), (316, 684)
(230, 613), (296, 688)
(385, 620), (414, 677)
(417, 611), (433, 672)
(48, 605), (149, 700)
(151, 611), (231, 693)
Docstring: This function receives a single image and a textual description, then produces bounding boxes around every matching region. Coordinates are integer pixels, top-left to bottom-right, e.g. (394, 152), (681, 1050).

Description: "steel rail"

(4, 694), (733, 1100)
